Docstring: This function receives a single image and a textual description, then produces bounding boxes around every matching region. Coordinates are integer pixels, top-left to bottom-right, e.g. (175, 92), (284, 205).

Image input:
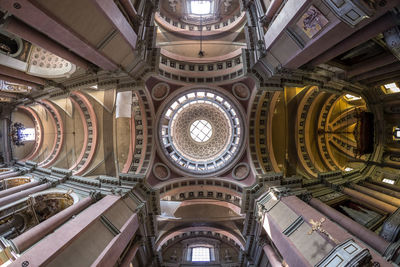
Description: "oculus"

(157, 89), (245, 176)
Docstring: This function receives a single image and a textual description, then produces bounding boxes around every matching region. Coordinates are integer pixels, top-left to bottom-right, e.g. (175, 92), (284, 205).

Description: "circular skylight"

(157, 89), (245, 176)
(190, 120), (212, 142)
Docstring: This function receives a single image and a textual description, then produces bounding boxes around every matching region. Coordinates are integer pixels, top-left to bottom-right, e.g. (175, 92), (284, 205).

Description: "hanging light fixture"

(198, 14), (205, 57)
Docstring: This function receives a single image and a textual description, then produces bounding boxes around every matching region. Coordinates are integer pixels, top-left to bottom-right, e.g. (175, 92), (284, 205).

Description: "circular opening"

(157, 89), (245, 176)
(190, 119), (212, 143)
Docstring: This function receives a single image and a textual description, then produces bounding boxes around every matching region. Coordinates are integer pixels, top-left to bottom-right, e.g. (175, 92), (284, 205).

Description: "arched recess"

(251, 90), (281, 174)
(0, 189), (78, 240)
(159, 231), (242, 265)
(317, 93), (370, 172)
(68, 91), (98, 175)
(156, 226), (245, 251)
(0, 168), (13, 173)
(37, 100), (64, 168)
(17, 106), (43, 162)
(1, 176), (33, 190)
(121, 91), (149, 174)
(158, 178), (243, 208)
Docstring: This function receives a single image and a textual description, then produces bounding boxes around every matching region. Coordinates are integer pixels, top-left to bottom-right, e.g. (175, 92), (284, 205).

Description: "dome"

(157, 89), (245, 176)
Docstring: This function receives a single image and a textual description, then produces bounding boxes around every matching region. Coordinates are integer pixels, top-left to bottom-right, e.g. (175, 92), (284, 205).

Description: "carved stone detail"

(380, 207), (400, 242)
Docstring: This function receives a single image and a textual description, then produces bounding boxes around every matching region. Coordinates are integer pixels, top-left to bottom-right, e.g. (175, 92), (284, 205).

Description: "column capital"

(89, 190), (103, 201)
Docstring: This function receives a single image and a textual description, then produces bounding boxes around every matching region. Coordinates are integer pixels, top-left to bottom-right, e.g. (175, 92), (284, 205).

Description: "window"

(190, 120), (212, 142)
(344, 94), (361, 101)
(383, 83), (400, 94)
(192, 247), (211, 262)
(20, 128), (35, 141)
(383, 178), (395, 185)
(393, 127), (400, 140)
(190, 1), (212, 15)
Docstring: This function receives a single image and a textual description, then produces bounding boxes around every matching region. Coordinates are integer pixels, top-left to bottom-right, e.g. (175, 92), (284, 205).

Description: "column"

(1, 119), (12, 164)
(309, 198), (390, 254)
(0, 182), (51, 207)
(10, 195), (121, 266)
(0, 215), (24, 236)
(91, 213), (139, 266)
(342, 187), (397, 213)
(0, 180), (41, 199)
(2, 17), (90, 70)
(263, 244), (281, 267)
(120, 242), (141, 267)
(0, 171), (21, 181)
(369, 180), (400, 193)
(351, 184), (400, 207)
(362, 182), (400, 199)
(11, 196), (94, 253)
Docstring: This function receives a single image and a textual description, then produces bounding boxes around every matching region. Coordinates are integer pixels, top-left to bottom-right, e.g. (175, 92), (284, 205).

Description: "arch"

(2, 176), (33, 190)
(38, 100), (64, 168)
(69, 91), (98, 175)
(156, 226), (245, 251)
(18, 106), (43, 162)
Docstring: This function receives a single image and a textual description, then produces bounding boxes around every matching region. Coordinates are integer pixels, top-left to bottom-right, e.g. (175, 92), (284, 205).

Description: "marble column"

(264, 0), (284, 23)
(362, 182), (400, 199)
(370, 180), (400, 193)
(0, 171), (21, 181)
(309, 198), (390, 255)
(351, 184), (400, 207)
(2, 17), (90, 70)
(10, 195), (120, 266)
(0, 181), (41, 199)
(120, 242), (141, 267)
(11, 196), (94, 253)
(263, 244), (281, 267)
(91, 213), (140, 266)
(0, 182), (51, 207)
(342, 187), (397, 213)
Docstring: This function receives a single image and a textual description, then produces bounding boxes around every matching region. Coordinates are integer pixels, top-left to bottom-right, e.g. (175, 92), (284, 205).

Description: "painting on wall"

(296, 5), (329, 39)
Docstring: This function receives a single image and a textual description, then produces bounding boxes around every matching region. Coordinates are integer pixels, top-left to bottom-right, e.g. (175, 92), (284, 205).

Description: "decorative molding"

(322, 0), (374, 27)
(315, 239), (373, 266)
(380, 207), (400, 242)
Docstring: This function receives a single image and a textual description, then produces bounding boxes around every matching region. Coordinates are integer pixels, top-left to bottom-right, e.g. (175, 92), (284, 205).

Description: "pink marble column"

(262, 209), (310, 267)
(309, 198), (390, 254)
(264, 0), (284, 23)
(0, 171), (21, 181)
(0, 180), (41, 199)
(282, 196), (391, 266)
(351, 184), (400, 207)
(3, 17), (90, 70)
(91, 213), (140, 266)
(343, 187), (397, 213)
(0, 183), (50, 207)
(370, 180), (400, 192)
(11, 196), (94, 253)
(263, 244), (282, 267)
(363, 182), (400, 199)
(10, 195), (120, 266)
(120, 242), (141, 267)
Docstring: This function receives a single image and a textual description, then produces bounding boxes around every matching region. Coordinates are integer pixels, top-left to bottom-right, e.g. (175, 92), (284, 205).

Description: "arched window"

(192, 247), (211, 262)
(393, 127), (400, 140)
(383, 83), (400, 94)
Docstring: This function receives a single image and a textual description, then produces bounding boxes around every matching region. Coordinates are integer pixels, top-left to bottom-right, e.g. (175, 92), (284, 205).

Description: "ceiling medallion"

(157, 89), (246, 177)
